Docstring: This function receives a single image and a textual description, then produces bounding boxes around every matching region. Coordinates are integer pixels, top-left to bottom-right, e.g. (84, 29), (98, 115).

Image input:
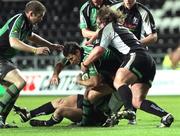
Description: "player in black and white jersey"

(109, 0), (158, 125)
(111, 0), (157, 47)
(81, 6), (174, 128)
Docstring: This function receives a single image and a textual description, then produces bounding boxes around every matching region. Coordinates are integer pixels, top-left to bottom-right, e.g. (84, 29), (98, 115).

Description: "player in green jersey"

(79, 0), (118, 45)
(0, 0), (62, 128)
(14, 41), (123, 127)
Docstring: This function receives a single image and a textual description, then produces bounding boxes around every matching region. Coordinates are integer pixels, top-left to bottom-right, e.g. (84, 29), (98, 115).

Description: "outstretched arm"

(81, 46), (105, 72)
(50, 62), (65, 86)
(9, 37), (50, 55)
(28, 33), (63, 51)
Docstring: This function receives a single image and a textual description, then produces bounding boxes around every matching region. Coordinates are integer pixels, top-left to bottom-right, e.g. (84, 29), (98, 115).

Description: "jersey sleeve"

(9, 16), (24, 39)
(88, 63), (98, 76)
(99, 23), (113, 49)
(79, 5), (88, 29)
(142, 11), (157, 35)
(83, 53), (98, 76)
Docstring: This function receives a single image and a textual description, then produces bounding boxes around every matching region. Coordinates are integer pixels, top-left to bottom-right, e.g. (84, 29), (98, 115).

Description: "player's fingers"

(45, 48), (50, 53)
(43, 49), (50, 55)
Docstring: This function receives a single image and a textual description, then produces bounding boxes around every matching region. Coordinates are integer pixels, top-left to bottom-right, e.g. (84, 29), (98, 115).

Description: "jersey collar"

(123, 2), (137, 12)
(22, 12), (33, 29)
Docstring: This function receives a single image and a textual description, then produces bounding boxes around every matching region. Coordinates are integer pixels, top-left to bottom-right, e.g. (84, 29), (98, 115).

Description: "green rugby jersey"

(62, 45), (119, 77)
(0, 13), (33, 59)
(80, 0), (117, 31)
(79, 1), (98, 31)
(79, 0), (118, 46)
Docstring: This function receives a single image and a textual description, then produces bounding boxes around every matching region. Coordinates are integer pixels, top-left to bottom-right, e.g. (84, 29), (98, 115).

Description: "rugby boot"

(158, 113), (174, 128)
(117, 110), (136, 121)
(29, 119), (51, 127)
(102, 114), (119, 127)
(13, 105), (31, 122)
(0, 115), (5, 128)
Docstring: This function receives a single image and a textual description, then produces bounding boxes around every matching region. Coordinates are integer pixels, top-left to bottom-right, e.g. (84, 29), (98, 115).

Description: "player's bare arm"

(139, 33), (157, 46)
(50, 62), (64, 85)
(81, 28), (99, 39)
(76, 74), (101, 87)
(9, 37), (50, 55)
(28, 33), (63, 51)
(81, 46), (105, 72)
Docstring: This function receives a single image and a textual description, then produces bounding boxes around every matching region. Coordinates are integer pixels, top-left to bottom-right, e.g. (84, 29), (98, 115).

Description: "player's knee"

(55, 106), (66, 116)
(14, 79), (26, 90)
(87, 92), (97, 103)
(113, 81), (118, 90)
(113, 80), (124, 90)
(52, 98), (64, 108)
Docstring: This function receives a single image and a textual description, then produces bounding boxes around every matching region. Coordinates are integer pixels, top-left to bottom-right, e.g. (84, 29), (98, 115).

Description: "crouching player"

(14, 42), (123, 126)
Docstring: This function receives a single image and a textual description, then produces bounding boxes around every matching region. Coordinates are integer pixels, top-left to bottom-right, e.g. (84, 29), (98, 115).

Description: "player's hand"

(81, 62), (88, 73)
(85, 36), (97, 45)
(35, 47), (50, 55)
(85, 30), (99, 45)
(50, 74), (60, 86)
(84, 38), (95, 45)
(50, 43), (64, 51)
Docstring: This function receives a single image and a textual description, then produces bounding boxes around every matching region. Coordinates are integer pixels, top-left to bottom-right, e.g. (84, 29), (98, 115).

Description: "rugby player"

(14, 42), (123, 127)
(81, 6), (174, 128)
(0, 0), (62, 128)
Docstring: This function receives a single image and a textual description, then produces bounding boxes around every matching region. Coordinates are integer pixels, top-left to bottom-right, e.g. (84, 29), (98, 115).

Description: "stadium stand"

(0, 0), (179, 69)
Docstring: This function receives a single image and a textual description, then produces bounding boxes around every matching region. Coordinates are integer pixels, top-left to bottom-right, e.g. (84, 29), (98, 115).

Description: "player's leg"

(14, 95), (81, 123)
(114, 51), (158, 123)
(103, 70), (137, 127)
(29, 95), (82, 127)
(0, 65), (26, 128)
(52, 95), (82, 123)
(81, 84), (113, 126)
(0, 82), (18, 128)
(88, 84), (114, 103)
(30, 107), (82, 127)
(14, 100), (57, 122)
(131, 83), (174, 127)
(14, 97), (66, 122)
(113, 67), (137, 113)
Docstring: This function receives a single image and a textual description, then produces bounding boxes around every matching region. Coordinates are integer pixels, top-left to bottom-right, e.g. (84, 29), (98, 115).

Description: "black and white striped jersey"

(111, 2), (157, 40)
(98, 22), (145, 55)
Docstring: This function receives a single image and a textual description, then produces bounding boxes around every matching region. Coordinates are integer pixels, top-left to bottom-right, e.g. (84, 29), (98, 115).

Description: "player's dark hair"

(25, 0), (46, 15)
(63, 42), (81, 57)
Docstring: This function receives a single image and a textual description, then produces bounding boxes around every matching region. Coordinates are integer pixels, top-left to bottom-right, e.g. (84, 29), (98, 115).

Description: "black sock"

(30, 102), (55, 118)
(132, 107), (137, 113)
(140, 99), (168, 118)
(117, 85), (133, 110)
(46, 115), (63, 126)
(81, 99), (93, 125)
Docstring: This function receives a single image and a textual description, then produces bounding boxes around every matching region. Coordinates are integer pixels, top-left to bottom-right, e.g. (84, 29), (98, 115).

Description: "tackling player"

(81, 6), (174, 128)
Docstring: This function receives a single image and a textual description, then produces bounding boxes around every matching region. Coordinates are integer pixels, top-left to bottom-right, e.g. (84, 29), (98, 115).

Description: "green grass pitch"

(1, 95), (180, 136)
